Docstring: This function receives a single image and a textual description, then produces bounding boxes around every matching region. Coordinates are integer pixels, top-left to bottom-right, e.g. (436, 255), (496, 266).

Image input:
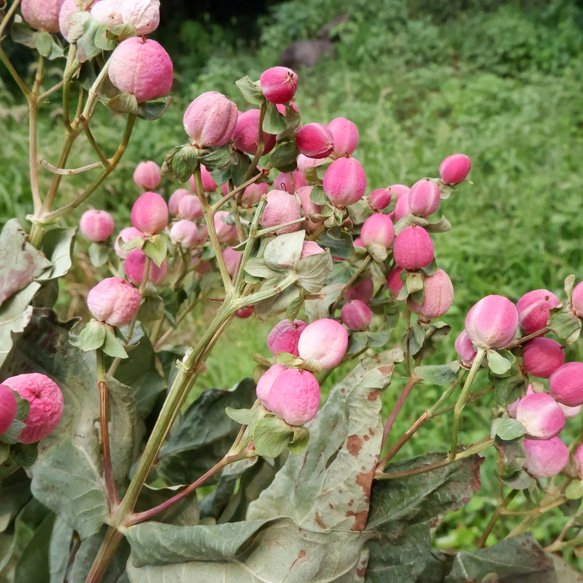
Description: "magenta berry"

(368, 188), (392, 211)
(131, 192), (168, 236)
(323, 157), (367, 209)
(79, 210), (115, 243)
(345, 278), (374, 304)
(296, 123), (334, 159)
(170, 220), (199, 249)
(267, 369), (321, 426)
(235, 307), (254, 319)
(87, 276), (141, 327)
(3, 373), (64, 444)
(21, 0), (65, 32)
(298, 318), (348, 370)
(256, 363), (287, 407)
(260, 190), (302, 234)
(183, 92), (238, 148)
(133, 161), (161, 191)
(517, 289), (561, 334)
(393, 225), (434, 271)
(178, 194), (203, 220)
(267, 319), (307, 357)
(260, 66), (298, 104)
(121, 0), (160, 36)
(360, 213), (395, 249)
(524, 436), (569, 479)
(464, 295), (518, 349)
(213, 211), (237, 244)
(114, 227), (143, 259)
(410, 269), (454, 321)
(455, 329), (477, 367)
(392, 193), (412, 221)
(0, 384), (17, 436)
(327, 117), (359, 158)
(233, 109), (276, 156)
(522, 337), (565, 379)
(341, 300), (372, 331)
(571, 281), (583, 318)
(515, 393), (565, 439)
(439, 153), (472, 185)
(408, 179), (440, 217)
(124, 249), (167, 285)
(386, 267), (404, 299)
(549, 362), (583, 406)
(108, 38), (173, 103)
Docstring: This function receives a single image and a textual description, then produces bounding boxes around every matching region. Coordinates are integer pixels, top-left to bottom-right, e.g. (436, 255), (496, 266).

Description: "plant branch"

(380, 374), (421, 449)
(39, 159), (101, 175)
(477, 489), (518, 548)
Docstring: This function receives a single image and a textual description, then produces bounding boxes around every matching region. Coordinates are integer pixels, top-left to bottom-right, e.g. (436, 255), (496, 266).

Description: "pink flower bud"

(108, 38), (173, 103)
(240, 182), (268, 208)
(327, 117), (359, 158)
(550, 362), (583, 406)
(368, 188), (392, 211)
(267, 319), (307, 357)
(177, 194), (203, 221)
(79, 210), (115, 242)
(222, 247), (242, 277)
(341, 299), (372, 331)
(524, 436), (569, 478)
(465, 295), (518, 349)
(121, 0), (160, 36)
(260, 66), (298, 104)
(517, 289), (561, 334)
(0, 384), (17, 436)
(393, 225), (434, 271)
(273, 170), (308, 193)
(170, 220), (199, 249)
(260, 190), (302, 234)
(300, 241), (325, 259)
(296, 123), (334, 159)
(87, 277), (141, 327)
(360, 213), (395, 249)
(439, 153), (472, 185)
(130, 191), (168, 236)
(21, 0), (65, 32)
(571, 281), (583, 318)
(574, 444), (583, 477)
(298, 318), (348, 370)
(558, 402), (581, 419)
(392, 193), (412, 221)
(408, 179), (440, 217)
(3, 373), (64, 444)
(124, 249), (167, 285)
(345, 278), (374, 303)
(296, 186), (323, 231)
(410, 269), (454, 321)
(168, 188), (189, 216)
(183, 92), (238, 148)
(91, 0), (122, 27)
(114, 227), (143, 259)
(233, 109), (276, 156)
(522, 337), (565, 379)
(323, 157), (367, 209)
(256, 363), (287, 406)
(267, 368), (320, 426)
(455, 329), (477, 367)
(386, 267), (404, 299)
(133, 161), (161, 191)
(516, 393), (565, 439)
(189, 166), (219, 193)
(214, 211), (237, 244)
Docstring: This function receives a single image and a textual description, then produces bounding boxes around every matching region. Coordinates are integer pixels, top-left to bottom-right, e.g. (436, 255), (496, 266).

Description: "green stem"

(477, 490), (518, 548)
(380, 375), (421, 449)
(84, 527), (124, 583)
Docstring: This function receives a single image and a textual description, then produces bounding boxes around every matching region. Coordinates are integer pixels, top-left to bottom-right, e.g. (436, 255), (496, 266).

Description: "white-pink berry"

(267, 319), (307, 357)
(260, 190), (302, 234)
(410, 269), (454, 321)
(524, 436), (569, 479)
(79, 210), (115, 242)
(515, 392), (565, 439)
(298, 318), (348, 370)
(393, 225), (434, 271)
(327, 117), (359, 158)
(517, 289), (561, 334)
(121, 0), (160, 36)
(256, 363), (287, 407)
(133, 161), (161, 191)
(360, 213), (395, 249)
(267, 368), (320, 426)
(183, 92), (238, 148)
(87, 276), (141, 327)
(408, 179), (440, 217)
(131, 191), (168, 236)
(323, 157), (367, 209)
(464, 295), (518, 349)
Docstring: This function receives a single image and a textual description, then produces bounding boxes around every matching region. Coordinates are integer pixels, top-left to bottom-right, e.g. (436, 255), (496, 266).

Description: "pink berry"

(213, 211), (237, 244)
(571, 281), (583, 318)
(59, 0), (95, 40)
(21, 0), (65, 32)
(177, 194), (203, 221)
(133, 161), (161, 191)
(131, 192), (168, 236)
(235, 307), (254, 319)
(368, 188), (392, 211)
(300, 241), (325, 259)
(124, 249), (167, 285)
(297, 153), (325, 172)
(345, 278), (374, 304)
(465, 295), (518, 349)
(327, 117), (359, 158)
(323, 157), (367, 209)
(267, 319), (307, 357)
(508, 384), (535, 418)
(183, 92), (238, 148)
(260, 190), (302, 234)
(296, 123), (334, 159)
(90, 0), (122, 27)
(222, 247), (242, 278)
(515, 393), (565, 439)
(273, 170), (308, 193)
(574, 444), (583, 477)
(386, 267), (404, 299)
(341, 300), (372, 331)
(267, 369), (320, 426)
(558, 402), (581, 419)
(114, 226), (143, 259)
(524, 436), (569, 479)
(3, 374), (64, 444)
(121, 0), (160, 36)
(108, 38), (173, 103)
(87, 277), (141, 327)
(260, 66), (298, 104)
(439, 154), (472, 185)
(388, 184), (410, 200)
(360, 213), (395, 249)
(240, 182), (268, 208)
(408, 179), (440, 217)
(549, 362), (583, 407)
(233, 109), (276, 156)
(298, 318), (348, 370)
(455, 329), (477, 367)
(393, 225), (434, 271)
(296, 186), (323, 231)
(410, 269), (454, 321)
(79, 210), (115, 243)
(168, 188), (189, 216)
(256, 363), (287, 407)
(0, 384), (17, 436)
(522, 337), (565, 379)
(517, 289), (561, 334)
(189, 166), (218, 194)
(170, 220), (199, 249)
(392, 193), (412, 221)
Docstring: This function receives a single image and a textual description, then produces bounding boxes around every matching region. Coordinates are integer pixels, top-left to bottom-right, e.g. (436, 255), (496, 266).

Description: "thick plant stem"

(84, 527), (124, 583)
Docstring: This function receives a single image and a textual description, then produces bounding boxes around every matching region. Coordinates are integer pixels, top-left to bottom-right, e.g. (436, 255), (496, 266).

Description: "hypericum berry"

(392, 193), (412, 221)
(368, 188), (392, 211)
(183, 92), (238, 148)
(522, 337), (565, 379)
(90, 0), (122, 27)
(168, 188), (189, 216)
(515, 393), (565, 439)
(517, 289), (561, 334)
(558, 402), (582, 419)
(524, 436), (569, 479)
(393, 225), (434, 271)
(177, 194), (203, 220)
(267, 319), (307, 357)
(298, 318), (348, 370)
(108, 38), (173, 103)
(549, 362), (583, 407)
(3, 373), (64, 444)
(410, 269), (454, 321)
(260, 66), (298, 104)
(256, 363), (287, 406)
(87, 276), (141, 327)
(260, 190), (302, 235)
(79, 210), (115, 243)
(296, 123), (334, 159)
(508, 384), (535, 418)
(133, 161), (161, 191)
(222, 247), (242, 278)
(273, 170), (308, 193)
(131, 192), (168, 236)
(169, 220), (199, 249)
(59, 0), (94, 40)
(345, 278), (374, 304)
(571, 281), (583, 318)
(121, 0), (160, 36)
(124, 249), (167, 285)
(464, 295), (518, 349)
(0, 384), (17, 436)
(386, 267), (404, 299)
(297, 153), (325, 172)
(408, 179), (440, 217)
(235, 307), (254, 319)
(300, 241), (325, 259)
(439, 153), (472, 185)
(114, 226), (143, 259)
(341, 300), (372, 331)
(233, 109), (276, 156)
(240, 182), (268, 208)
(22, 0), (65, 32)
(322, 157), (367, 209)
(388, 184), (410, 200)
(327, 117), (359, 158)
(213, 211), (237, 244)
(455, 329), (477, 367)
(189, 166), (218, 194)
(360, 213), (395, 249)
(296, 186), (323, 231)
(267, 368), (321, 426)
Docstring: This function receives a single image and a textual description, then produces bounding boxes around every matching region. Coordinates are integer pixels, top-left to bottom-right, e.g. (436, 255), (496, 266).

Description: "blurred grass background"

(2, 0), (583, 558)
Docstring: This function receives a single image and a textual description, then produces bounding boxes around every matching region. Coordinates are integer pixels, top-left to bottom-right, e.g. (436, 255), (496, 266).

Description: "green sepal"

(77, 319), (107, 352)
(288, 426), (310, 455)
(253, 416), (295, 458)
(566, 479), (583, 500)
(199, 145), (232, 172)
(310, 185), (328, 205)
(10, 442), (38, 467)
(263, 102), (287, 134)
(316, 227), (354, 259)
(102, 326), (128, 359)
(236, 76), (266, 105)
(138, 294), (165, 322)
(88, 242), (110, 267)
(269, 141), (300, 173)
(142, 234), (168, 267)
(486, 349), (514, 375)
(492, 417), (526, 441)
(550, 310), (581, 345)
(161, 144), (200, 183)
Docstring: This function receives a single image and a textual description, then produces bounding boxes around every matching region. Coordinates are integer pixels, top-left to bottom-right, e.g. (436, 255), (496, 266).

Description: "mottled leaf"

(415, 362), (461, 386)
(38, 227), (76, 281)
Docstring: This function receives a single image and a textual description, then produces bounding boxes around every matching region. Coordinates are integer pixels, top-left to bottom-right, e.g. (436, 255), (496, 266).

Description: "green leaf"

(142, 235), (168, 268)
(138, 95), (174, 121)
(310, 185), (328, 205)
(486, 348), (513, 374)
(253, 284), (301, 320)
(285, 291), (305, 321)
(229, 151), (253, 186)
(264, 230), (305, 269)
(414, 361), (461, 386)
(499, 469), (532, 490)
(33, 31), (64, 60)
(88, 242), (110, 268)
(566, 479), (583, 500)
(107, 92), (141, 115)
(77, 319), (107, 352)
(297, 250), (333, 294)
(288, 426), (310, 455)
(490, 363), (528, 406)
(269, 140), (300, 173)
(14, 510), (55, 583)
(494, 417), (526, 441)
(102, 325), (128, 359)
(10, 442), (38, 467)
(235, 76), (265, 105)
(138, 293), (165, 322)
(0, 469), (31, 533)
(10, 21), (36, 48)
(253, 416), (294, 458)
(317, 227), (354, 259)
(199, 145), (233, 172)
(550, 310), (582, 344)
(137, 483), (200, 527)
(263, 101), (287, 134)
(243, 257), (277, 280)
